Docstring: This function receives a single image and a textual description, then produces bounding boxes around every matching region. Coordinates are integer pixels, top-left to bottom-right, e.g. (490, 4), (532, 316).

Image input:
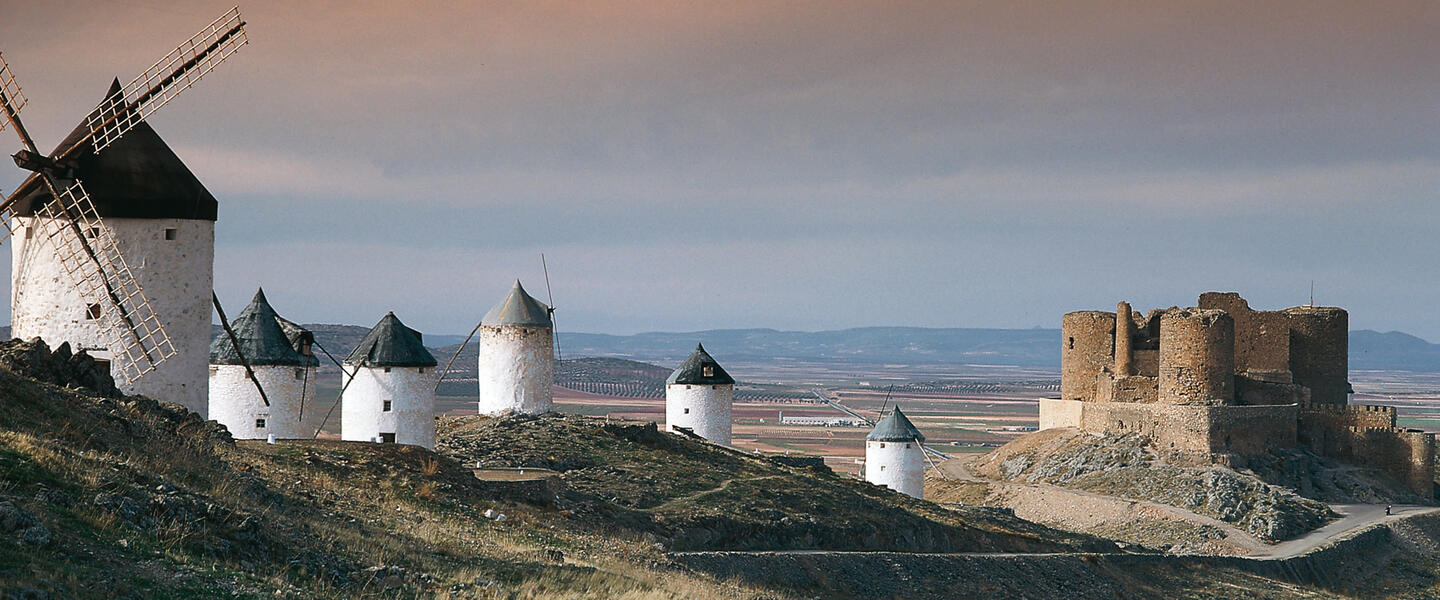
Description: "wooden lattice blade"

(83, 6), (247, 154)
(0, 203), (15, 246)
(30, 180), (177, 383)
(0, 52), (26, 133)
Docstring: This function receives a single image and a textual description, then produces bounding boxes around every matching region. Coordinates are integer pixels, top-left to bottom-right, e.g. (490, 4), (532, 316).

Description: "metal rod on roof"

(309, 337), (352, 374)
(542, 253), (562, 362)
(213, 291), (269, 407)
(434, 318), (484, 393)
(307, 338), (360, 438)
(313, 367), (361, 439)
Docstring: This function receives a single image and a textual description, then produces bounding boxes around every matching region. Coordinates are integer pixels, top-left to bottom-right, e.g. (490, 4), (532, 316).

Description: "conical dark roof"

(666, 343), (735, 385)
(866, 406), (925, 442)
(345, 312), (437, 368)
(481, 280), (552, 327)
(9, 79), (218, 220)
(209, 288), (319, 367)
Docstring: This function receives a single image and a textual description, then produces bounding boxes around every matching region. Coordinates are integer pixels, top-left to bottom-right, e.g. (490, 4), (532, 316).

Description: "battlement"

(1301, 403), (1394, 414)
(1041, 292), (1432, 499)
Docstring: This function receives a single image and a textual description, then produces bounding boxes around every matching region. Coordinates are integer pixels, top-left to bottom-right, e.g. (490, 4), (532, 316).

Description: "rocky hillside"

(7, 337), (1440, 598)
(970, 429), (1335, 541)
(437, 414), (1111, 553)
(0, 338), (1107, 599)
(0, 339), (754, 598)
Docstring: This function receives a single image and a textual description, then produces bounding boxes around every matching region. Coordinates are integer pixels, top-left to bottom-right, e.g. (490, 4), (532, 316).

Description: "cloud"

(3, 1), (1439, 340)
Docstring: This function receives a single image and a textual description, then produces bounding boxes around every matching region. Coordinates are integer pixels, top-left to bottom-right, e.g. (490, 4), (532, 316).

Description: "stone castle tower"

(208, 289), (318, 440)
(476, 280), (553, 416)
(341, 312), (438, 449)
(665, 343), (735, 444)
(9, 79), (215, 416)
(1046, 292), (1433, 498)
(865, 406), (926, 499)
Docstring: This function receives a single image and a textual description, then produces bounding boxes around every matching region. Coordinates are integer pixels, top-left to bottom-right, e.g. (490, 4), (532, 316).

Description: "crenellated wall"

(1296, 403), (1434, 498)
(1040, 398), (1296, 466)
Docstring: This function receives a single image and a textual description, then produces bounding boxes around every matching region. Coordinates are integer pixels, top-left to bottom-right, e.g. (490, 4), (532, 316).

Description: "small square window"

(294, 368), (303, 379)
(379, 432), (396, 443)
(255, 418), (267, 429)
(703, 365), (714, 377)
(164, 228), (177, 240)
(879, 443), (886, 448)
(383, 400), (392, 412)
(683, 408), (690, 414)
(417, 367), (426, 374)
(85, 303), (102, 319)
(905, 443), (911, 448)
(383, 366), (392, 373)
(87, 226), (100, 239)
(879, 465), (886, 471)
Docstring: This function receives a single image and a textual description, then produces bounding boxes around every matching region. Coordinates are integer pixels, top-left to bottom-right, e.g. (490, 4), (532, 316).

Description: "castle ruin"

(1040, 292), (1435, 499)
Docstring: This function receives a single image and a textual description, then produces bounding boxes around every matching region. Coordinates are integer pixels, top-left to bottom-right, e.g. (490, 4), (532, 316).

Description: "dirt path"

(644, 475), (781, 512)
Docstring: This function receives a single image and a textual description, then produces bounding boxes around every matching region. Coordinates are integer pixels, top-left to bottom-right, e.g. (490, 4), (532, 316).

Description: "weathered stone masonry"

(1042, 292), (1434, 498)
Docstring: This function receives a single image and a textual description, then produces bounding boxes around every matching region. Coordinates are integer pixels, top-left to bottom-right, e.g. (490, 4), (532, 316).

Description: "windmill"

(433, 256), (563, 393)
(0, 7), (248, 386)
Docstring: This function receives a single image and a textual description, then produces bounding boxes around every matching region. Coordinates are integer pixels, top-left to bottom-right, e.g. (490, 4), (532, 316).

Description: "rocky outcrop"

(976, 430), (1334, 541)
(0, 338), (119, 398)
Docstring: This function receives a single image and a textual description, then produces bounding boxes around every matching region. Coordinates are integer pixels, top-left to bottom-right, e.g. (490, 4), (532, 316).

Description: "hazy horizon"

(2, 2), (1437, 339)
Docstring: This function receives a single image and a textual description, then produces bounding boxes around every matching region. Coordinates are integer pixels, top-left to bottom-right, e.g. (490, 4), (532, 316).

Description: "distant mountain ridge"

(558, 327), (1060, 366)
(3, 325), (1438, 372)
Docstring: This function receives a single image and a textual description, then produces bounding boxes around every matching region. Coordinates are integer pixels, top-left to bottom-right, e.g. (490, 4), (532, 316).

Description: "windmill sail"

(0, 52), (26, 133)
(0, 7), (247, 384)
(85, 7), (247, 154)
(30, 181), (175, 381)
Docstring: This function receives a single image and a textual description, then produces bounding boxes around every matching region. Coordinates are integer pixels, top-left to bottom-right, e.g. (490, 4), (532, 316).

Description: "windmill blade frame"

(83, 7), (248, 155)
(0, 7), (248, 384)
(27, 180), (176, 382)
(0, 52), (26, 133)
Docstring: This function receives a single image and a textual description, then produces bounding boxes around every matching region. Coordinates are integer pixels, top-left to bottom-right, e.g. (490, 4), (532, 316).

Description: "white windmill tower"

(208, 288), (318, 440)
(665, 343), (735, 445)
(476, 280), (554, 416)
(864, 405), (927, 499)
(341, 312), (438, 449)
(0, 8), (248, 416)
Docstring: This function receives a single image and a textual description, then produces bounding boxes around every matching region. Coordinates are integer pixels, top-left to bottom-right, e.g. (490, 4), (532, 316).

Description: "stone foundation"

(1039, 398), (1297, 466)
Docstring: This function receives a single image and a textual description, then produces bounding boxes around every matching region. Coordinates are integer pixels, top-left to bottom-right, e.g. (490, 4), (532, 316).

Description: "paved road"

(1253, 503), (1440, 559)
(671, 504), (1440, 561)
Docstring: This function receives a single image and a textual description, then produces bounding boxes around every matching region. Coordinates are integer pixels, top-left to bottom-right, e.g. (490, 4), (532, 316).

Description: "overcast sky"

(2, 1), (1438, 339)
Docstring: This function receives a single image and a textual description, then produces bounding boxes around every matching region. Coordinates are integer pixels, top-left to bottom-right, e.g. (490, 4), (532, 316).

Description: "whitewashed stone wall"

(1038, 398), (1085, 430)
(209, 364), (316, 440)
(665, 382), (734, 445)
(477, 325), (553, 416)
(11, 217), (214, 416)
(340, 365), (437, 449)
(865, 439), (925, 499)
